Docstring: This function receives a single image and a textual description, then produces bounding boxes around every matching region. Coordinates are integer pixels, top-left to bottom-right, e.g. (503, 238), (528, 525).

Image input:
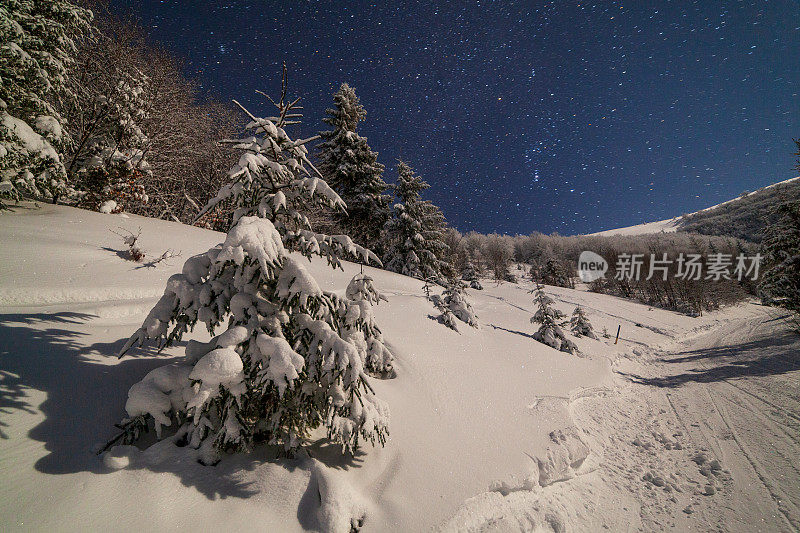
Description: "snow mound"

(307, 459), (369, 533)
(102, 445), (140, 471)
(439, 491), (567, 533)
(98, 200), (117, 214)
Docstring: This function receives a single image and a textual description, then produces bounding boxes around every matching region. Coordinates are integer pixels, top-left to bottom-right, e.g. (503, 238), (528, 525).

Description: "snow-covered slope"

(588, 175), (800, 238)
(589, 216), (681, 237)
(1, 204), (797, 532)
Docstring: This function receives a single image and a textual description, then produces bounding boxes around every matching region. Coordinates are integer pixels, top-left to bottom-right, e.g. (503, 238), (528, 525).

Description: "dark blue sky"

(112, 1), (799, 236)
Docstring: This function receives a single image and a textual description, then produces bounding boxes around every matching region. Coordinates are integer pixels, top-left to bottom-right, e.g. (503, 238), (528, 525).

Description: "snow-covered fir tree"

(442, 278), (479, 328)
(420, 200), (452, 277)
(317, 83), (391, 250)
(540, 259), (575, 289)
(338, 272), (394, 376)
(569, 306), (597, 339)
(384, 161), (448, 279)
(433, 295), (460, 331)
(530, 288), (577, 354)
(462, 261), (483, 290)
(759, 197), (800, 319)
(0, 0), (92, 205)
(105, 75), (389, 463)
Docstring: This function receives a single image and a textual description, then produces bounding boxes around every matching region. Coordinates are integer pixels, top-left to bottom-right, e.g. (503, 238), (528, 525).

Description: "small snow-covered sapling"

(570, 306), (598, 339)
(530, 288), (578, 354)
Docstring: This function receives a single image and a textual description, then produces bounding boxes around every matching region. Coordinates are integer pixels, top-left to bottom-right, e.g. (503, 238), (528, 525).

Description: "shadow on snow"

(621, 330), (800, 388)
(0, 311), (364, 507)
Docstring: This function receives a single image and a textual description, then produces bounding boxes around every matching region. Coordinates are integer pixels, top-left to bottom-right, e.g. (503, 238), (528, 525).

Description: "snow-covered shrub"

(432, 278), (479, 332)
(540, 259), (575, 289)
(67, 63), (151, 213)
(0, 0), (92, 205)
(482, 233), (514, 282)
(111, 227), (145, 262)
(462, 257), (484, 289)
(422, 275), (443, 302)
(435, 301), (460, 332)
(77, 164), (149, 213)
(99, 199), (118, 214)
(106, 84), (389, 461)
(569, 306), (597, 339)
(461, 261), (483, 290)
(530, 289), (577, 354)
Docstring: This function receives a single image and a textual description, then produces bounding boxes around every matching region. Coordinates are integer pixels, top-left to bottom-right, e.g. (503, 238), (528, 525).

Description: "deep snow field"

(1, 204), (798, 532)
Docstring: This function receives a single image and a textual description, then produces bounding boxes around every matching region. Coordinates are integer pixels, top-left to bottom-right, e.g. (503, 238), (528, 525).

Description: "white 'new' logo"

(578, 251), (608, 282)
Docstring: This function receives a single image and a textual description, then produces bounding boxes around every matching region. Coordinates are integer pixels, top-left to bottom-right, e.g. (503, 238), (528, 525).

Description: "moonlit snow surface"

(1, 203), (798, 531)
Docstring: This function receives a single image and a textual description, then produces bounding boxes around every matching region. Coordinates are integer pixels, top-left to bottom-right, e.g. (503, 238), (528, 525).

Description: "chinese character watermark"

(578, 252), (761, 282)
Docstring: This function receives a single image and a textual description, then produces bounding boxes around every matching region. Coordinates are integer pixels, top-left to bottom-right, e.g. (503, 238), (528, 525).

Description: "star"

(111, 0), (799, 235)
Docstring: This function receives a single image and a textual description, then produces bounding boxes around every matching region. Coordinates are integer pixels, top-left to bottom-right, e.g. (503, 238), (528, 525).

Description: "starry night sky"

(110, 1), (799, 236)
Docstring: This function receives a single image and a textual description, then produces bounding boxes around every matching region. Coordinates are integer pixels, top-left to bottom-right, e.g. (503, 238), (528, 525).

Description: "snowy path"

(629, 307), (800, 531)
(445, 304), (800, 532)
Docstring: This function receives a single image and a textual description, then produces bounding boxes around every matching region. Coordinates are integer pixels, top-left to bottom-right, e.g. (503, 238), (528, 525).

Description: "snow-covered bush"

(69, 66), (151, 213)
(435, 300), (460, 332)
(482, 233), (514, 282)
(61, 7), (240, 224)
(0, 0), (92, 205)
(539, 259), (575, 289)
(422, 276), (438, 301)
(530, 289), (577, 354)
(462, 261), (483, 290)
(76, 164), (149, 213)
(106, 82), (389, 461)
(569, 306), (597, 339)
(111, 227), (145, 262)
(432, 278), (479, 332)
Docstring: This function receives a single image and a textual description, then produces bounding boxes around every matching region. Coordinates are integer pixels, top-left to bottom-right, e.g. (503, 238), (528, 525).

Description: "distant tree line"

(429, 228), (759, 315)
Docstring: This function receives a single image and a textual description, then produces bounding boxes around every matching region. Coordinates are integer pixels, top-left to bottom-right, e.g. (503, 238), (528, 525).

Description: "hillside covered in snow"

(590, 176), (800, 241)
(1, 204), (798, 532)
